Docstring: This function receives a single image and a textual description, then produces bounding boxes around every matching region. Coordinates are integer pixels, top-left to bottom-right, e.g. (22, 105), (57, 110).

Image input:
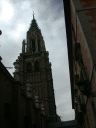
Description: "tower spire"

(33, 11), (35, 19)
(29, 12), (39, 31)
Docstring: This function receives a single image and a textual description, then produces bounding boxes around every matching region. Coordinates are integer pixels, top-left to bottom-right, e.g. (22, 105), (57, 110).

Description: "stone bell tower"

(14, 14), (57, 123)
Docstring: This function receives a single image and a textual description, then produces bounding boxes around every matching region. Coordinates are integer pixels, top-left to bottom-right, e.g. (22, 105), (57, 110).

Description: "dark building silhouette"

(14, 15), (57, 128)
(64, 0), (96, 128)
(0, 58), (20, 128)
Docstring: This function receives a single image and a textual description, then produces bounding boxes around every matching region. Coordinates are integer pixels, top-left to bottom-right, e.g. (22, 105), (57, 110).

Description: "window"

(38, 39), (41, 52)
(34, 61), (40, 72)
(26, 63), (32, 72)
(31, 39), (36, 52)
(24, 116), (30, 128)
(4, 103), (11, 119)
(26, 83), (32, 97)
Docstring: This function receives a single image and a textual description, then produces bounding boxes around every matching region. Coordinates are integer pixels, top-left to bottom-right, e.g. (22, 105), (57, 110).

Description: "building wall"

(0, 61), (28, 128)
(70, 0), (96, 128)
(0, 62), (16, 128)
(65, 0), (96, 128)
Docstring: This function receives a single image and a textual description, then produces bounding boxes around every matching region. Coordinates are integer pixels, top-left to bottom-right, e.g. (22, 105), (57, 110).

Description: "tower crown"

(26, 15), (46, 53)
(29, 14), (39, 31)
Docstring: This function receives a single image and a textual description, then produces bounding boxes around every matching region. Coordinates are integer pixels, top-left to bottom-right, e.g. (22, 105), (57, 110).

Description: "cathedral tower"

(14, 15), (57, 124)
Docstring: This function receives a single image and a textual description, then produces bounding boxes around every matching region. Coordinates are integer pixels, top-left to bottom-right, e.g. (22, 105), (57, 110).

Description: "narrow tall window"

(4, 103), (11, 119)
(38, 39), (41, 52)
(26, 83), (32, 97)
(32, 39), (36, 52)
(35, 61), (40, 72)
(26, 63), (32, 72)
(24, 116), (30, 128)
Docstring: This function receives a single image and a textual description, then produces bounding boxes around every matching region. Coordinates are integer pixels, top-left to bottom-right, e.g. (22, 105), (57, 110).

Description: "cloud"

(0, 0), (14, 23)
(8, 23), (26, 40)
(0, 0), (75, 121)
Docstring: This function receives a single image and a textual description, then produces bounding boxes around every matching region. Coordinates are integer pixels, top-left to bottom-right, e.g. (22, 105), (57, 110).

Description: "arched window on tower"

(34, 61), (40, 72)
(26, 62), (32, 73)
(38, 39), (41, 52)
(31, 39), (36, 52)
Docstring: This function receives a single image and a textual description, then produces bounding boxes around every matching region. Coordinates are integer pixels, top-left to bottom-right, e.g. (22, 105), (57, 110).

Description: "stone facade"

(64, 0), (96, 128)
(14, 15), (57, 128)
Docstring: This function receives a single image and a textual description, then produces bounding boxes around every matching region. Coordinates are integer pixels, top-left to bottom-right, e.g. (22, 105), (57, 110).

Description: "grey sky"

(0, 0), (75, 121)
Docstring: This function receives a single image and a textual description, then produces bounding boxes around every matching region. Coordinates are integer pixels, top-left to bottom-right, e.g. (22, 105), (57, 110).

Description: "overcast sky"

(0, 0), (75, 121)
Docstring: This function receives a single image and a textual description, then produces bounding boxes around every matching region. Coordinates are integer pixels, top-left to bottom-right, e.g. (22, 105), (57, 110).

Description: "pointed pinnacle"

(33, 11), (35, 19)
